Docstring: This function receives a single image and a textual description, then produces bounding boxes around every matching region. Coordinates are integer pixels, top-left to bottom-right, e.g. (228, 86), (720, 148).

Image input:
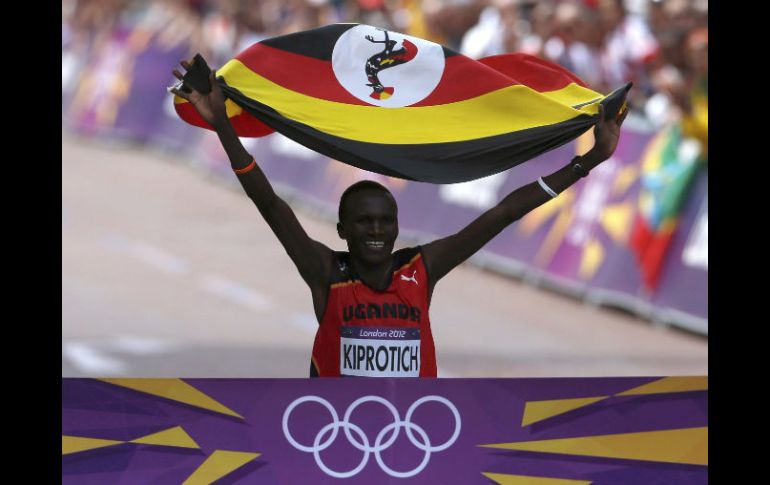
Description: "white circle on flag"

(332, 25), (445, 108)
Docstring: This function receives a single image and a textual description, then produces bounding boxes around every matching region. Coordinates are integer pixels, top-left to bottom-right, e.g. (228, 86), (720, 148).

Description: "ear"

(337, 222), (346, 239)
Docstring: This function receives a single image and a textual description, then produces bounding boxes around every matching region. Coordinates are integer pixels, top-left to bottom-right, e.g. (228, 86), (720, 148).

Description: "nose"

(369, 220), (383, 236)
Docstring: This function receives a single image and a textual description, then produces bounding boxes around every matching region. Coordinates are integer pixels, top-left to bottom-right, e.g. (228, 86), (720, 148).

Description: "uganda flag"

(175, 24), (630, 184)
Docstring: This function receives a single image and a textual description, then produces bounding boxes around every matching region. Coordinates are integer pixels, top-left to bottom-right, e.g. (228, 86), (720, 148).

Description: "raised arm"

(422, 98), (629, 291)
(170, 60), (332, 294)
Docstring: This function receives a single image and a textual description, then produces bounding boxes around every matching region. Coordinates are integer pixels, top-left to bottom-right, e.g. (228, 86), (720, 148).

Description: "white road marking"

(106, 335), (182, 355)
(62, 342), (128, 375)
(99, 232), (129, 249)
(128, 241), (190, 275)
(198, 274), (273, 312)
(98, 233), (274, 313)
(100, 234), (190, 275)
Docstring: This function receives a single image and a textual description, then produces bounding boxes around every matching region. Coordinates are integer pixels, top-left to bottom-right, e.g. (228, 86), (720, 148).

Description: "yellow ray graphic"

(483, 472), (592, 485)
(99, 378), (243, 419)
(612, 164), (638, 197)
(130, 426), (200, 449)
(575, 129), (595, 156)
(480, 427), (707, 466)
(616, 376), (708, 396)
(599, 201), (634, 245)
(522, 396), (608, 427)
(519, 190), (574, 236)
(578, 239), (604, 280)
(182, 450), (261, 485)
(62, 435), (124, 455)
(534, 208), (575, 267)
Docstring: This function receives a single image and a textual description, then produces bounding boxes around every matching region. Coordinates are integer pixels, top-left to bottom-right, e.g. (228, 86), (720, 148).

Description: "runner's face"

(340, 189), (398, 265)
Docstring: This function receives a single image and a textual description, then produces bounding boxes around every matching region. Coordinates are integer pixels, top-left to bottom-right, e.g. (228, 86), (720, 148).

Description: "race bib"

(340, 326), (420, 377)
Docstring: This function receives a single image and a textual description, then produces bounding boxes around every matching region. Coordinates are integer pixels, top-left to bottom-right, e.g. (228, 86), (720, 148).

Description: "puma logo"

(400, 270), (418, 285)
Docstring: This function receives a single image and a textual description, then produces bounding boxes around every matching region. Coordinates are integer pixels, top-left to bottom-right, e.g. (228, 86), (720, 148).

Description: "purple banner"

(62, 377), (707, 484)
(62, 25), (202, 151)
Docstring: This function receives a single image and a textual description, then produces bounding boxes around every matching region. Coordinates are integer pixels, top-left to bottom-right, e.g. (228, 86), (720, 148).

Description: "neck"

(349, 254), (393, 291)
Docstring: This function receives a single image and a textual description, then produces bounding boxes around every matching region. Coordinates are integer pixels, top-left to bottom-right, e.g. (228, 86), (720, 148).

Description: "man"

(170, 60), (628, 378)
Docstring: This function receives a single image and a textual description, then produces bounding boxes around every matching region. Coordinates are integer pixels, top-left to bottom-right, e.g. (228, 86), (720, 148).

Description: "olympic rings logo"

(282, 395), (461, 478)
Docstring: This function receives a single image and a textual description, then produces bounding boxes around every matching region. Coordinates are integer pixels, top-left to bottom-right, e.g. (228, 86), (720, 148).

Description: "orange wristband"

(234, 158), (257, 175)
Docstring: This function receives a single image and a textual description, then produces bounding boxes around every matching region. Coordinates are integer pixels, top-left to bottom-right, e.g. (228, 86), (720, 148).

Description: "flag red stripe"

(235, 44), (368, 105)
(479, 53), (590, 91)
(174, 101), (274, 137)
(229, 112), (275, 137)
(411, 55), (517, 107)
(174, 101), (212, 129)
(235, 43), (517, 107)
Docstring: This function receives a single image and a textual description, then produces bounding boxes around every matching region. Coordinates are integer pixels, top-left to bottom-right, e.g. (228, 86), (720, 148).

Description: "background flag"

(175, 24), (628, 183)
(630, 124), (701, 291)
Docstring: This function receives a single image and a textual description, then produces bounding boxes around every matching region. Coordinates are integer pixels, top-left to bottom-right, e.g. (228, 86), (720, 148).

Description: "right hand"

(170, 61), (227, 126)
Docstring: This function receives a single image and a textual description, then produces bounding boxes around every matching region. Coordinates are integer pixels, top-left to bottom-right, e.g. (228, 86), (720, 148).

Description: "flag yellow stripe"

(538, 83), (602, 109)
(217, 59), (601, 144)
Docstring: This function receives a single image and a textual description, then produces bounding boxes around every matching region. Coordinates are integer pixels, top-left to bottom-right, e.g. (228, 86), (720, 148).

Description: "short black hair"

(338, 180), (394, 222)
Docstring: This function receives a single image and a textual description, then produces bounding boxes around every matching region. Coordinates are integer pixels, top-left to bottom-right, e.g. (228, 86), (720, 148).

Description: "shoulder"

(392, 246), (423, 270)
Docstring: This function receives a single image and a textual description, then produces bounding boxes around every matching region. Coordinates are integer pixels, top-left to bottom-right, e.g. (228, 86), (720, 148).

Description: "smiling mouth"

(365, 241), (386, 250)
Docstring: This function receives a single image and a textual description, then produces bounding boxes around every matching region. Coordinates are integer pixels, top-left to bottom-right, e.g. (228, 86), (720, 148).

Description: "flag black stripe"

(258, 24), (357, 61)
(221, 83), (614, 183)
(256, 23), (459, 62)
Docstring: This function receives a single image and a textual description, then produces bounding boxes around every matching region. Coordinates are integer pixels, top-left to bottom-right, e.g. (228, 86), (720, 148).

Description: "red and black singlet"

(310, 247), (437, 377)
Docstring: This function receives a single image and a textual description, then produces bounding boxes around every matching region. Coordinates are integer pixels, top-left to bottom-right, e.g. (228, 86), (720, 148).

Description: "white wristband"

(537, 177), (558, 198)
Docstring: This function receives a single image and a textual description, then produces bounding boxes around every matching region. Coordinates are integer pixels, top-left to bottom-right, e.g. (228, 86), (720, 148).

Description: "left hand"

(589, 95), (630, 162)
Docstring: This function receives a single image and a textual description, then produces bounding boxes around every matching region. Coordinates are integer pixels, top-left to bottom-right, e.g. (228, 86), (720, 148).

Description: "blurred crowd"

(62, 0), (707, 155)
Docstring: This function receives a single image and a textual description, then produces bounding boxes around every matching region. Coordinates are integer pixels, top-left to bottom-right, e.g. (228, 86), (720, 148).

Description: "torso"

(310, 247), (437, 377)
